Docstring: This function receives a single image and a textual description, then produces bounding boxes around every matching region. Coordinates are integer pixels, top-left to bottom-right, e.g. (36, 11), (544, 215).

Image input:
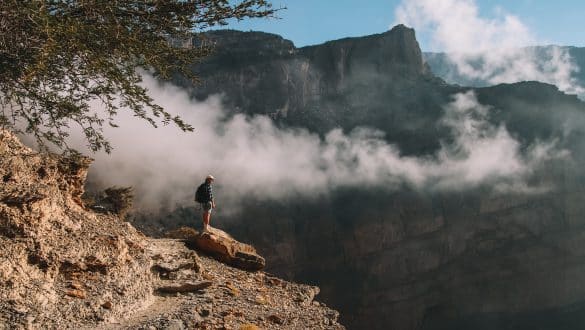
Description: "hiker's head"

(205, 174), (215, 184)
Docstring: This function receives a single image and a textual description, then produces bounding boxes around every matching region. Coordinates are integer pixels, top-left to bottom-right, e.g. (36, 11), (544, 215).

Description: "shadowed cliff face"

(220, 170), (585, 329)
(176, 25), (455, 156)
(138, 26), (585, 330)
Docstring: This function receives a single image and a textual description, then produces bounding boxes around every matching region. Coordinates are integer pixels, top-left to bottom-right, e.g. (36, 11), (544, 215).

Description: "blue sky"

(223, 0), (584, 50)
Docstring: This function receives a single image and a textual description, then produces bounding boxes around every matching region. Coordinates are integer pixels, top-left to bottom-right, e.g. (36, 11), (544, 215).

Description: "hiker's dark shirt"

(202, 182), (213, 203)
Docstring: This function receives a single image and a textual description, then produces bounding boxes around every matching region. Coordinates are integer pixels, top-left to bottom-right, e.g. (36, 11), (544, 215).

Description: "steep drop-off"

(143, 26), (585, 330)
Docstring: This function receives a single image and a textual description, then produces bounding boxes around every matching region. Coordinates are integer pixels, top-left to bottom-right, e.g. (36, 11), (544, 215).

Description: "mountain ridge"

(139, 26), (585, 330)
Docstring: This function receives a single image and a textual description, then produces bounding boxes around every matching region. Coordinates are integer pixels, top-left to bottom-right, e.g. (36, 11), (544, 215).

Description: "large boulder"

(167, 226), (265, 271)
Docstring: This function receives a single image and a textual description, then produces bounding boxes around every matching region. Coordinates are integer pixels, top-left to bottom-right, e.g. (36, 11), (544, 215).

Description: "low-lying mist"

(74, 75), (567, 213)
(395, 0), (585, 97)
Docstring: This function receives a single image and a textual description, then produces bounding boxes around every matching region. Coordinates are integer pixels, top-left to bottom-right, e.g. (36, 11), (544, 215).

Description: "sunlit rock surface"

(0, 131), (343, 329)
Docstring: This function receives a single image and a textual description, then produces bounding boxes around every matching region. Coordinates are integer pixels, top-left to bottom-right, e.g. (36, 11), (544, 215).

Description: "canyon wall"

(144, 26), (585, 329)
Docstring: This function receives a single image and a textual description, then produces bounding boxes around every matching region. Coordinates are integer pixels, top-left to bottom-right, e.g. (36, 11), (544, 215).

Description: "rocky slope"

(0, 130), (343, 329)
(140, 26), (585, 330)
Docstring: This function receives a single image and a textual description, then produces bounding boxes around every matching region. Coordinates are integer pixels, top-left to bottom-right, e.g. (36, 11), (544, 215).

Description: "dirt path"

(101, 295), (185, 329)
(99, 239), (200, 329)
(89, 238), (343, 329)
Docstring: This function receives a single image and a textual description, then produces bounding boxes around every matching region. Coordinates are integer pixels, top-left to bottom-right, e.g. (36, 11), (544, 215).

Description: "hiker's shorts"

(201, 201), (213, 213)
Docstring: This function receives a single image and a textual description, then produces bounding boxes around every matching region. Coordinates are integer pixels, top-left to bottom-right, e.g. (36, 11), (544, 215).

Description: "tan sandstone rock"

(0, 130), (344, 329)
(157, 280), (213, 293)
(167, 226), (266, 271)
(193, 227), (265, 271)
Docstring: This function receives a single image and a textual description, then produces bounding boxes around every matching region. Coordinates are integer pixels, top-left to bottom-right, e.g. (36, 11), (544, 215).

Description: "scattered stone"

(163, 319), (185, 330)
(101, 301), (112, 309)
(201, 272), (214, 281)
(157, 281), (213, 294)
(200, 307), (212, 317)
(13, 306), (29, 314)
(188, 311), (204, 326)
(267, 314), (284, 324)
(326, 310), (340, 320)
(225, 283), (240, 297)
(64, 289), (86, 299)
(266, 276), (284, 286)
(254, 295), (268, 305)
(295, 286), (320, 306)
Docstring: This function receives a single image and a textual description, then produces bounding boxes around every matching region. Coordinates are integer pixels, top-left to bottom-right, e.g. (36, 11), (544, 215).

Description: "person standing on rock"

(195, 175), (216, 232)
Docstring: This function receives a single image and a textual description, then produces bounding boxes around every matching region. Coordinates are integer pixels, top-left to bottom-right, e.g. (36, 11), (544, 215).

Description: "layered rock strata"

(0, 130), (343, 329)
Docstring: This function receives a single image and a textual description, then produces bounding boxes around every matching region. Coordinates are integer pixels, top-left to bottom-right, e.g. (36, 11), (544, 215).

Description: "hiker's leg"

(204, 211), (211, 226)
(202, 211), (208, 230)
(205, 201), (213, 229)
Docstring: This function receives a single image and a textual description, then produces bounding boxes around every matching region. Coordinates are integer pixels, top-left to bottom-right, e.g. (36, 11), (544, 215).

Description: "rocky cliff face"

(141, 26), (585, 330)
(221, 177), (585, 330)
(0, 130), (343, 329)
(0, 130), (154, 327)
(175, 25), (451, 155)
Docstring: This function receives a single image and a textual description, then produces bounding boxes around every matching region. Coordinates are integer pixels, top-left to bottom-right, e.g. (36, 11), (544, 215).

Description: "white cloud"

(394, 0), (584, 96)
(71, 76), (566, 212)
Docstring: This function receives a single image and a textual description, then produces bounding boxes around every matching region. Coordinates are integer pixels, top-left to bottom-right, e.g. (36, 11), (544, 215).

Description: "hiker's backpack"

(195, 183), (206, 203)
